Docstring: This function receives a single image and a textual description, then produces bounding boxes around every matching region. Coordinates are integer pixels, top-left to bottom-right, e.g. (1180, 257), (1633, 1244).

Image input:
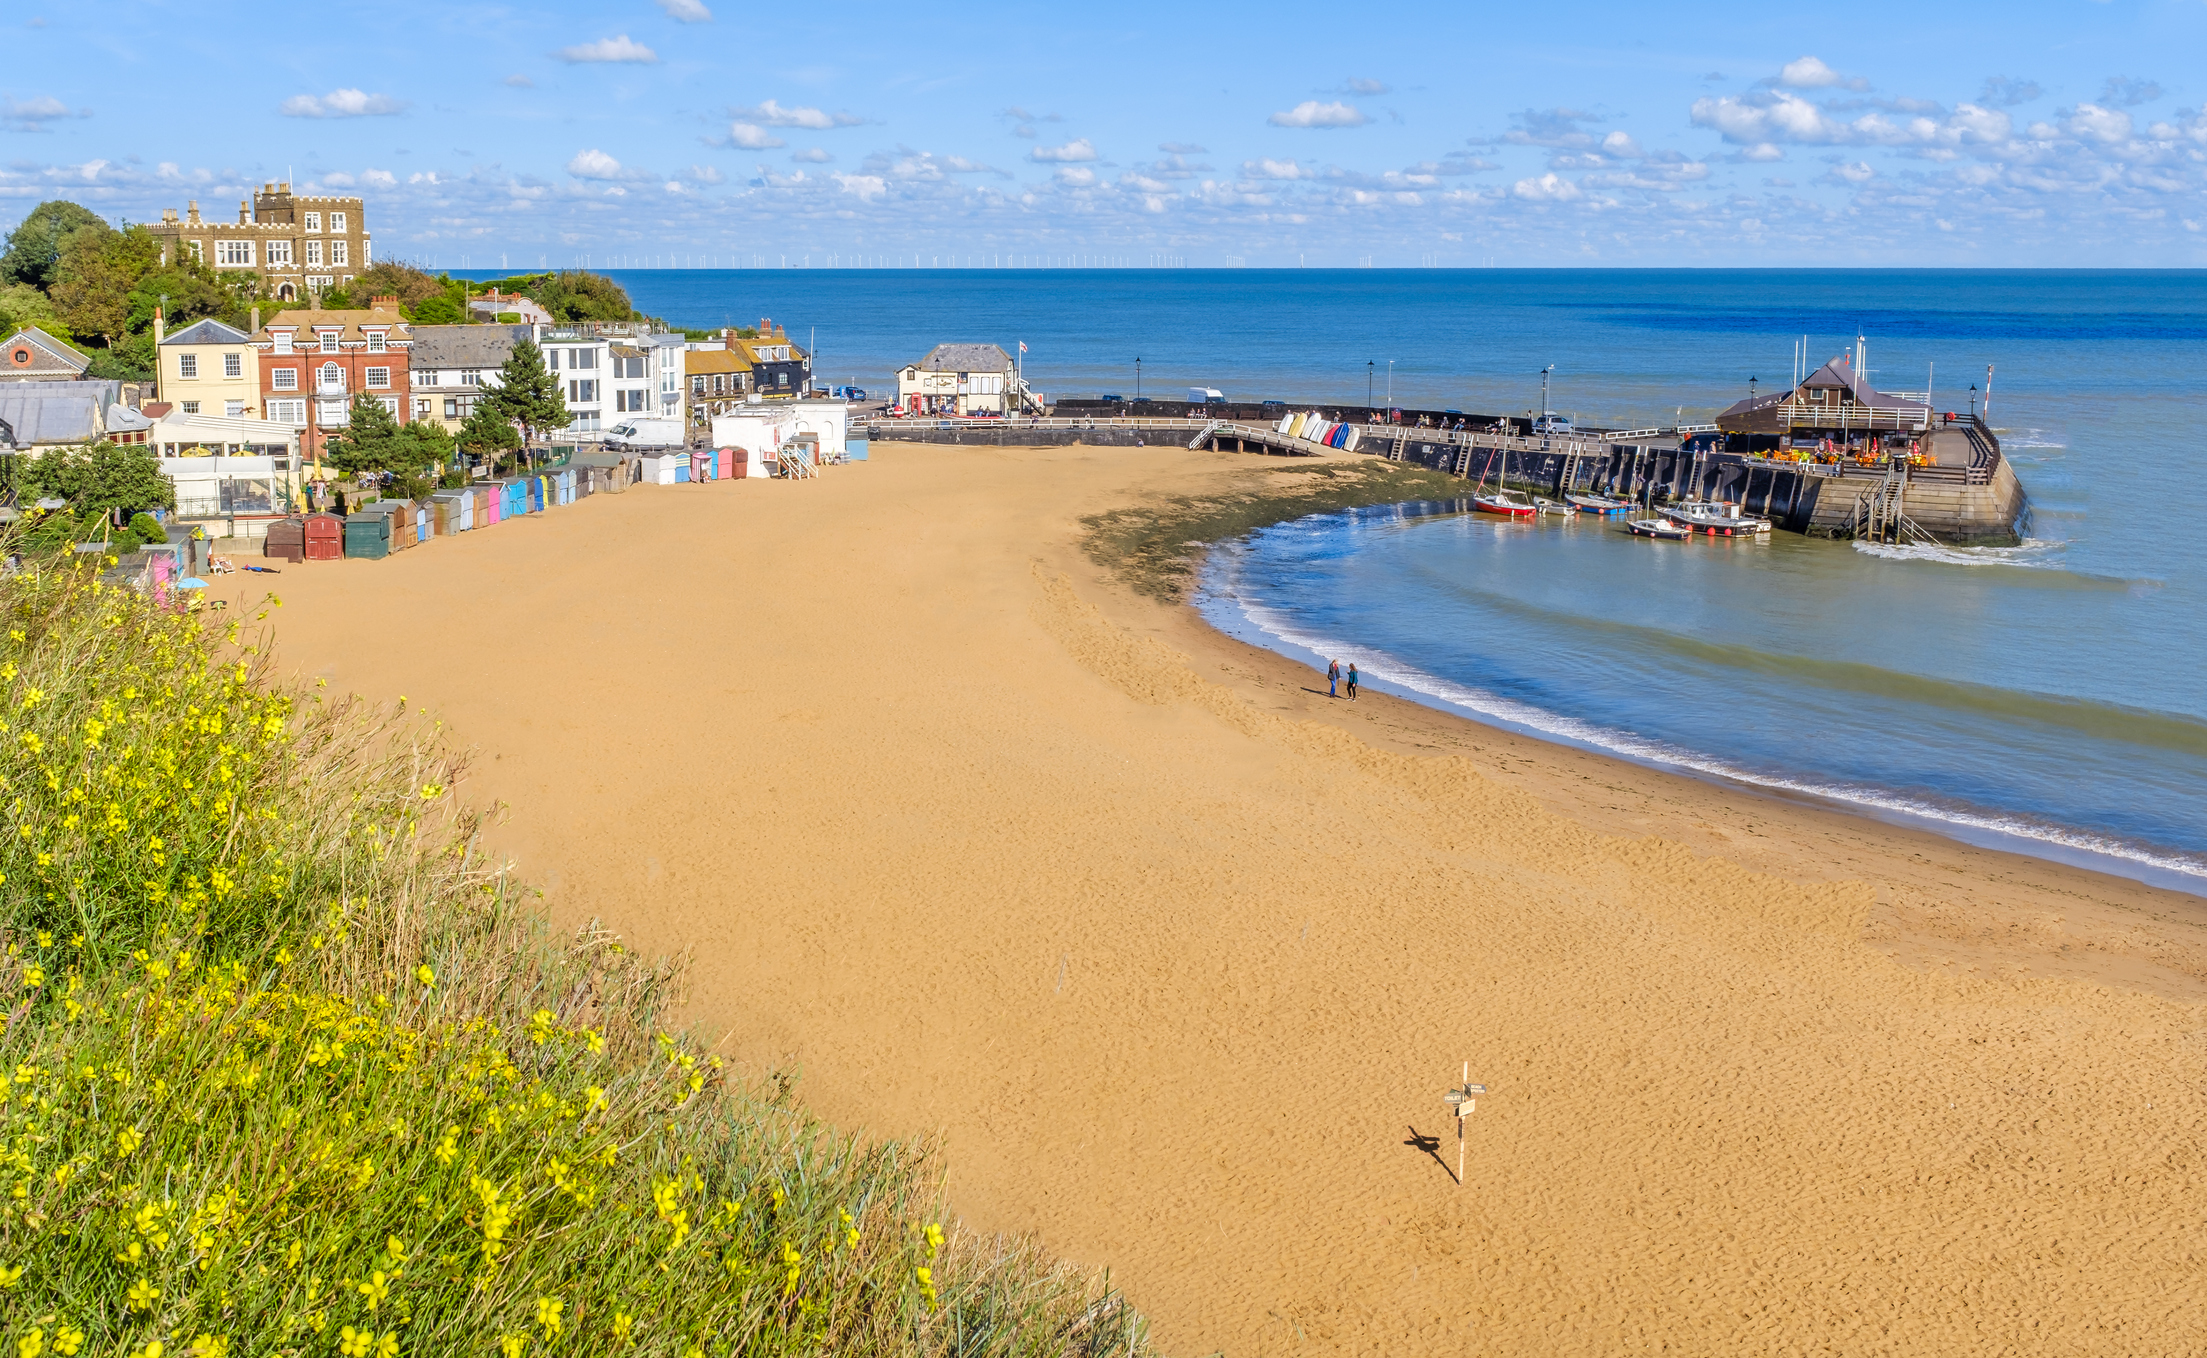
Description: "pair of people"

(1326, 658), (1360, 701)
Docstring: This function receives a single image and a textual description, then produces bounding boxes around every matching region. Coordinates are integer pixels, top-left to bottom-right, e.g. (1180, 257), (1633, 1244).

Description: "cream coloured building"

(155, 317), (260, 418)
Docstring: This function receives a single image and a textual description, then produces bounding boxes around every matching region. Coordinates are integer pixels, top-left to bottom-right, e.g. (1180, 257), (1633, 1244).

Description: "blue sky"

(5, 0), (2206, 266)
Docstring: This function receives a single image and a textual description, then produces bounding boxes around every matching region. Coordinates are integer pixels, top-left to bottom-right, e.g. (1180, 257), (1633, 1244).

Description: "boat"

(1666, 500), (1772, 536)
(1565, 492), (1631, 516)
(1627, 517), (1690, 540)
(1473, 493), (1536, 518)
(1532, 496), (1577, 516)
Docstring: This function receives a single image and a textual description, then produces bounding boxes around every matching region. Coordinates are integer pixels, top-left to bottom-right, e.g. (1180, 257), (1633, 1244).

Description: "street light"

(1135, 357), (1142, 402)
(1386, 359), (1395, 405)
(1538, 365), (1556, 447)
(1968, 383), (1977, 419)
(1367, 360), (1375, 410)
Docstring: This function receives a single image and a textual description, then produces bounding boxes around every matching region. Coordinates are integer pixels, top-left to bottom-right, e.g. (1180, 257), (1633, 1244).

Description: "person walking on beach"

(1327, 658), (1341, 698)
(1346, 662), (1360, 701)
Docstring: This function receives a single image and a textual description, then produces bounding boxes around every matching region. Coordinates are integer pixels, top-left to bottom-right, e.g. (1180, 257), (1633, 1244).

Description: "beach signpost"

(1442, 1063), (1487, 1187)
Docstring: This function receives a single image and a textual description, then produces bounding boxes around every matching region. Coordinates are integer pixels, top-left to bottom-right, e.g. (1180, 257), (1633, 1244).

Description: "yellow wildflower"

(357, 1270), (392, 1310)
(374, 1337), (398, 1358)
(499, 1338), (525, 1358)
(414, 964), (434, 987)
(18, 1330), (44, 1358)
(612, 1312), (634, 1342)
(20, 966), (41, 989)
(49, 1330), (79, 1358)
(535, 1296), (563, 1339)
(126, 1277), (159, 1311)
(338, 1329), (372, 1358)
(0, 1263), (22, 1289)
(115, 1126), (143, 1157)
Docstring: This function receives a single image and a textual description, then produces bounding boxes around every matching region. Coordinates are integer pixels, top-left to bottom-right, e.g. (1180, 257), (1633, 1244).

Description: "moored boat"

(1666, 500), (1772, 536)
(1626, 517), (1690, 540)
(1473, 493), (1537, 518)
(1565, 492), (1631, 515)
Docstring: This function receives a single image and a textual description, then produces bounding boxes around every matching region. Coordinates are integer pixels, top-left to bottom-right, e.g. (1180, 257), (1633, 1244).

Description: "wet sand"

(220, 442), (2207, 1355)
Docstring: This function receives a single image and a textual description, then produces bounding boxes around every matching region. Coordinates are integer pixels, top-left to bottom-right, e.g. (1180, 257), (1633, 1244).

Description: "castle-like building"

(147, 183), (372, 302)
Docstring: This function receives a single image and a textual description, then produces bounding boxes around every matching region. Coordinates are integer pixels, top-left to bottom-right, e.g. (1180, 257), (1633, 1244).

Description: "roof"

(908, 343), (1013, 374)
(686, 349), (752, 374)
(407, 325), (515, 369)
(2, 327), (89, 377)
(0, 391), (101, 447)
(736, 336), (808, 364)
(253, 309), (409, 345)
(161, 318), (254, 347)
(108, 402), (155, 433)
(1716, 356), (1928, 428)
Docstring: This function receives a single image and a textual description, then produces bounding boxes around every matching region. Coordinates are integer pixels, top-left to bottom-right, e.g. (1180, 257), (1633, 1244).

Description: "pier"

(860, 408), (2027, 545)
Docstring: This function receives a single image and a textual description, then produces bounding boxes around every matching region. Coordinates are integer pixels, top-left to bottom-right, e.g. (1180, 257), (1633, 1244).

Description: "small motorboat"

(1473, 493), (1537, 518)
(1627, 517), (1690, 540)
(1532, 496), (1577, 516)
(1666, 501), (1772, 536)
(1565, 492), (1631, 516)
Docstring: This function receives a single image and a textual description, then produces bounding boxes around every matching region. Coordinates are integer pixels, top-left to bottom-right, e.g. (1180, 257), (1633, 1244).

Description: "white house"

(897, 343), (1020, 416)
(125, 406), (302, 538)
(709, 407), (792, 478)
(536, 331), (612, 437)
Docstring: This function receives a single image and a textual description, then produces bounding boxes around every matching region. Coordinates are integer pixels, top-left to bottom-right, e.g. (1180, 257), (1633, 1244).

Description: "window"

(274, 332), (293, 355)
(331, 212), (347, 233)
(319, 361), (342, 391)
(570, 348), (596, 370)
(317, 398), (348, 425)
(225, 400), (245, 418)
(269, 399), (306, 426)
(181, 401), (201, 414)
(188, 241), (203, 264)
(366, 332), (385, 354)
(178, 353), (199, 379)
(305, 241), (323, 267)
(332, 241), (349, 267)
(319, 331), (338, 353)
(217, 240), (254, 267)
(461, 370), (479, 386)
(223, 352), (242, 379)
(618, 356), (645, 379)
(617, 389), (648, 412)
(691, 375), (706, 396)
(377, 397), (398, 417)
(304, 212), (322, 233)
(265, 240), (292, 267)
(712, 374), (727, 396)
(365, 367), (390, 390)
(415, 398), (433, 419)
(444, 398), (459, 419)
(271, 367), (298, 391)
(569, 379), (598, 403)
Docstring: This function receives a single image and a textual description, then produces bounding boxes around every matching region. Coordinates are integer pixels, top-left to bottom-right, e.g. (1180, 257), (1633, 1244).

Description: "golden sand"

(220, 443), (2207, 1355)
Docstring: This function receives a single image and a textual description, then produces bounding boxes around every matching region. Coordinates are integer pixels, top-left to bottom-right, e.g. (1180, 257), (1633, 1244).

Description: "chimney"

(153, 306), (164, 345)
(250, 306), (260, 336)
(724, 328), (736, 351)
(369, 294), (399, 313)
(238, 200), (250, 224)
(186, 200), (200, 224)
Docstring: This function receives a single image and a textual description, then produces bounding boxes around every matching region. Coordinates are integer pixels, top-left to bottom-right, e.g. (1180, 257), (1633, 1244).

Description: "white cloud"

(1053, 165), (1097, 187)
(280, 88), (409, 118)
(1268, 100), (1369, 129)
(504, 74), (534, 88)
(1339, 78), (1389, 95)
(362, 169), (397, 188)
(1600, 130), (1643, 158)
(1831, 160), (1875, 183)
(734, 99), (861, 129)
(686, 164), (725, 184)
(1690, 91), (2012, 149)
(1159, 141), (1208, 155)
(832, 173), (886, 201)
(1771, 56), (1863, 91)
(1030, 138), (1097, 163)
(1241, 158), (1312, 180)
(1510, 173), (1581, 201)
(657, 0), (712, 20)
(555, 35), (658, 64)
(790, 147), (832, 163)
(567, 148), (651, 181)
(727, 123), (786, 149)
(2065, 103), (2132, 144)
(320, 171), (356, 187)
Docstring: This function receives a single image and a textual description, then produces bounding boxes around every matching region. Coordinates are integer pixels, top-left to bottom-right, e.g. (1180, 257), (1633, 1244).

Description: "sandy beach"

(221, 442), (2207, 1355)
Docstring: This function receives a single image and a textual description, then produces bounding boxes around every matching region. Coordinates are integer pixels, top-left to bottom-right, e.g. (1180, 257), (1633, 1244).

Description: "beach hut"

(263, 516), (306, 563)
(689, 449), (713, 483)
(502, 479), (528, 519)
(303, 512), (344, 561)
(343, 511), (391, 561)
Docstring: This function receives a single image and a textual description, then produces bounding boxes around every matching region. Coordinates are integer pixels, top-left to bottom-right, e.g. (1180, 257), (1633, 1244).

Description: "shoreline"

(213, 441), (2207, 1354)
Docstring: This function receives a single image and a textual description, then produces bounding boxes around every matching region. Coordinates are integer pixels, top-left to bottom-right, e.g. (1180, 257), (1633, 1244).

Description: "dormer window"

(366, 332), (386, 354)
(319, 331), (338, 353)
(274, 332), (293, 355)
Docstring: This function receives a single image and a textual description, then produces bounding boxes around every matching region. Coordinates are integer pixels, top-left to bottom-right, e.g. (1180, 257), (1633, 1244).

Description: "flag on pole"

(1018, 341), (1028, 354)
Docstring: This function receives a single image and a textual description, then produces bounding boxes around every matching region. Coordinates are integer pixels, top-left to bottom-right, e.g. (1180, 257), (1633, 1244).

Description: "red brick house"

(251, 298), (410, 469)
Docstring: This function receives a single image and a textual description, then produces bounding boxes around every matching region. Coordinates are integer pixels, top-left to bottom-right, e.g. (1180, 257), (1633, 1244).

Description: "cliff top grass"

(0, 553), (1153, 1357)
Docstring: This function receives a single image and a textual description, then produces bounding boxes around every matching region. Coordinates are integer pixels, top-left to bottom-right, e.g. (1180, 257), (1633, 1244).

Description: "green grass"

(0, 556), (1156, 1357)
(1081, 457), (1467, 600)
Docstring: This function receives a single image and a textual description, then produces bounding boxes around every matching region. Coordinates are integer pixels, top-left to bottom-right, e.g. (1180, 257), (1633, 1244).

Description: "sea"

(473, 267), (2207, 892)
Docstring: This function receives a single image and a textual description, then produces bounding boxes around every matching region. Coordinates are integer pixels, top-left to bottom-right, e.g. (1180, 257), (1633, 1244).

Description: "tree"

(21, 443), (174, 517)
(349, 260), (450, 316)
(409, 293), (464, 325)
(51, 223), (161, 349)
(0, 282), (63, 337)
(532, 270), (636, 322)
(457, 403), (522, 471)
(86, 333), (156, 382)
(0, 200), (106, 289)
(324, 394), (408, 477)
(476, 337), (571, 447)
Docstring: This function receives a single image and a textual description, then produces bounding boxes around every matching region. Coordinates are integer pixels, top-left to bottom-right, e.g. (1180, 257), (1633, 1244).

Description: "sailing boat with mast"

(1469, 443), (1534, 518)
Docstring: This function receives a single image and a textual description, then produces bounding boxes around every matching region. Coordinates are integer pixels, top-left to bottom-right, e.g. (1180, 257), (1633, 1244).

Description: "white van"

(602, 416), (685, 450)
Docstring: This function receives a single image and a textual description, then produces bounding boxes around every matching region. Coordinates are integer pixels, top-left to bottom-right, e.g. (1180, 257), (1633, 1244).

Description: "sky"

(4, 0), (2206, 267)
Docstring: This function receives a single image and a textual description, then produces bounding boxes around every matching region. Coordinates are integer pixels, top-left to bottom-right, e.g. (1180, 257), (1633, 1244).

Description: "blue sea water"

(482, 268), (2207, 889)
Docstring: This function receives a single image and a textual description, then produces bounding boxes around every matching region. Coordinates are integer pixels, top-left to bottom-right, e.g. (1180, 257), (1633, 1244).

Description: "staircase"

(1853, 459), (1938, 545)
(777, 444), (819, 479)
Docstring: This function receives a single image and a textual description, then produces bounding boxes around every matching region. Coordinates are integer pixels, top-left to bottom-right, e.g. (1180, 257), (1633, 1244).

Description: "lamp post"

(1538, 365), (1555, 449)
(1969, 383), (1977, 420)
(1386, 359), (1395, 405)
(1367, 360), (1375, 410)
(1135, 357), (1142, 403)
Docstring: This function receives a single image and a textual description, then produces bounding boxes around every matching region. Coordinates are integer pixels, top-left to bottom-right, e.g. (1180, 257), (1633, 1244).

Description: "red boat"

(1473, 493), (1536, 518)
